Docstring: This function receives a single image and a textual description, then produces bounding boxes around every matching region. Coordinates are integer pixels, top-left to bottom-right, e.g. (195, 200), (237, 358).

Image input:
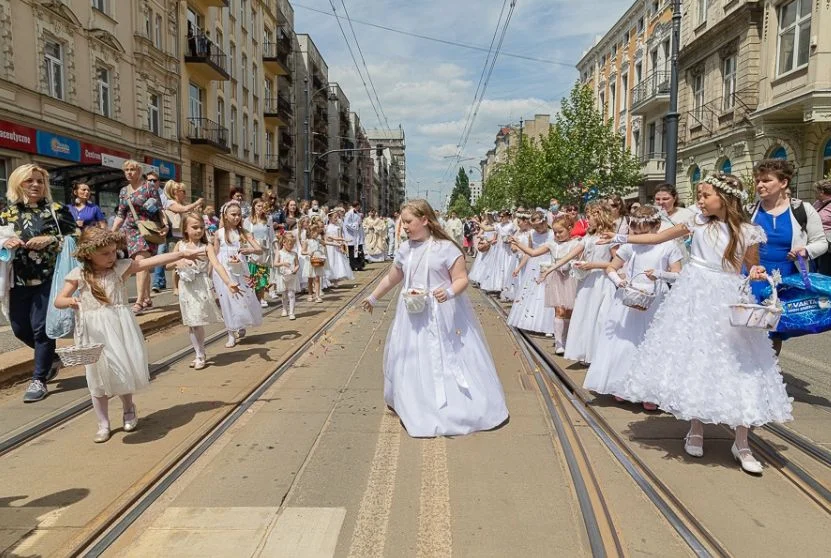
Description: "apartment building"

(352, 112), (374, 208)
(0, 0), (183, 216)
(366, 127), (406, 213)
(326, 83), (353, 204)
(577, 0), (675, 201)
(479, 115), (551, 183)
(677, 0), (831, 200)
(294, 34), (330, 202)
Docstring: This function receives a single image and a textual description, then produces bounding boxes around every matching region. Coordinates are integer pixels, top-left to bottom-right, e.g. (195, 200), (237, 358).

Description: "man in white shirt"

(343, 200), (365, 271)
(445, 211), (464, 246)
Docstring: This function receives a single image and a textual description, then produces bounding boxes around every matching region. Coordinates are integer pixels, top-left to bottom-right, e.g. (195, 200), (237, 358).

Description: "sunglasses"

(147, 179), (158, 183)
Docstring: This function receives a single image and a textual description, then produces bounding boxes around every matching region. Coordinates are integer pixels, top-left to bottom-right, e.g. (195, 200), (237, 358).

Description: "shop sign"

(81, 142), (130, 165)
(144, 157), (179, 180)
(36, 131), (81, 162)
(102, 153), (158, 175)
(0, 119), (37, 153)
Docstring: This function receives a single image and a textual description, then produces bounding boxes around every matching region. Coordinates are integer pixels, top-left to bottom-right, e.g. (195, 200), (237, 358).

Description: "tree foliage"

(448, 168), (472, 208)
(477, 83), (643, 210)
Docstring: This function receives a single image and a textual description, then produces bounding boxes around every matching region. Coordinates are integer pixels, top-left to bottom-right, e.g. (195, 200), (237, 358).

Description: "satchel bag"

(127, 196), (166, 245)
(403, 240), (431, 314)
(46, 208), (78, 339)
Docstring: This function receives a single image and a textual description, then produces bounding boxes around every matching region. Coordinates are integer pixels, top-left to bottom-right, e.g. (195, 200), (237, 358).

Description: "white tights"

(92, 394), (134, 428)
(189, 326), (206, 359)
(281, 291), (296, 315)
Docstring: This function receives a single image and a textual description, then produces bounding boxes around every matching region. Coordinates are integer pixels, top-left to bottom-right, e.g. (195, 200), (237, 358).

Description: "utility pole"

(664, 0), (682, 183)
(519, 118), (523, 145)
(303, 76), (311, 201)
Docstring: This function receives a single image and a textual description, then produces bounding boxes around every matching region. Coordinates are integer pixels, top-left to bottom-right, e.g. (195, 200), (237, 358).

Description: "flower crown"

(628, 209), (663, 227)
(73, 230), (126, 259)
(220, 200), (242, 216)
(703, 176), (748, 202)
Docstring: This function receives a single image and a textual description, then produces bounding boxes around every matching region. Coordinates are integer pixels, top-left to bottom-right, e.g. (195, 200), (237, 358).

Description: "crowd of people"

(0, 161), (404, 443)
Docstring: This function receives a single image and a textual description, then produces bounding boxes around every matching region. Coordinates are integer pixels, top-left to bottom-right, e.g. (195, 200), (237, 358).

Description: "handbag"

(127, 196), (166, 245)
(403, 239), (431, 314)
(46, 209), (78, 339)
(729, 275), (782, 330)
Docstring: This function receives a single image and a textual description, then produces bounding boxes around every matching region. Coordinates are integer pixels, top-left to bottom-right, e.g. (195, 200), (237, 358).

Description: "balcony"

(192, 0), (228, 7)
(186, 117), (230, 153)
(640, 151), (666, 181)
(281, 131), (294, 147)
(630, 71), (670, 115)
(264, 153), (294, 179)
(185, 27), (230, 82)
(262, 39), (290, 76)
(264, 96), (292, 127)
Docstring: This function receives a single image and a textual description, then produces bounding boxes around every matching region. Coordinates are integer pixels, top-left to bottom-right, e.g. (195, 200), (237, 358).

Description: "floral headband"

(74, 230), (126, 259)
(703, 176), (748, 202)
(220, 200), (242, 216)
(628, 209), (663, 227)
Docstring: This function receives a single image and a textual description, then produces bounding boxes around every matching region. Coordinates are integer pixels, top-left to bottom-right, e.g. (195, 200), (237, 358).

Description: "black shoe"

(45, 361), (61, 382)
(23, 380), (48, 403)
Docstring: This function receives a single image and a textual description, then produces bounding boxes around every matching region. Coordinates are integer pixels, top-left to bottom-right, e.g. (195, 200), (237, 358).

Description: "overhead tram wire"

(339, 0), (392, 133)
(327, 0), (386, 130)
(292, 2), (570, 67)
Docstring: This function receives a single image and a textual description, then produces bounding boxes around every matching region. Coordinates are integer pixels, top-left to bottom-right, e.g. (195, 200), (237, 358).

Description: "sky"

(292, 0), (633, 208)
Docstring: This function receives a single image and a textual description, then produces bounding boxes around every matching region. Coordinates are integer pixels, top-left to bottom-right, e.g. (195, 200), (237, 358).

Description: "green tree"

(448, 168), (472, 207)
(448, 194), (474, 217)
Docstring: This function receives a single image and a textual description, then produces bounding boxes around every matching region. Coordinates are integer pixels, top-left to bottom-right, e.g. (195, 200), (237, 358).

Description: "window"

(240, 0), (247, 26)
(612, 44), (617, 57)
(722, 55), (737, 111)
(154, 13), (163, 49)
(637, 17), (644, 34)
(229, 43), (236, 78)
(252, 63), (258, 95)
(609, 83), (616, 116)
(621, 75), (628, 112)
(632, 129), (641, 158)
(243, 115), (249, 153)
(217, 98), (225, 128)
(696, 0), (707, 25)
(599, 92), (606, 119)
(44, 39), (64, 100)
(216, 30), (224, 51)
(601, 54), (606, 67)
(92, 0), (108, 14)
(253, 120), (259, 156)
(264, 79), (272, 100)
(652, 1), (659, 13)
(97, 67), (111, 117)
(145, 9), (152, 37)
(231, 106), (238, 147)
(266, 132), (274, 157)
(648, 121), (657, 156)
(241, 54), (248, 88)
(635, 62), (642, 84)
(692, 74), (705, 121)
(777, 0), (812, 75)
(188, 83), (203, 119)
(148, 92), (160, 135)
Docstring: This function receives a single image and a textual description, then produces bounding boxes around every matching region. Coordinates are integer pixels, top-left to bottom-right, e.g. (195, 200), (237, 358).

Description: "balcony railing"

(262, 40), (290, 75)
(640, 151), (666, 163)
(631, 70), (670, 112)
(185, 26), (230, 80)
(187, 117), (230, 152)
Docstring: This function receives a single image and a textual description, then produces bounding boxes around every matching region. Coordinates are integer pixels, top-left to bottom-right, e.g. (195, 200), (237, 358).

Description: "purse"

(403, 239), (431, 314)
(127, 196), (166, 245)
(46, 208), (78, 339)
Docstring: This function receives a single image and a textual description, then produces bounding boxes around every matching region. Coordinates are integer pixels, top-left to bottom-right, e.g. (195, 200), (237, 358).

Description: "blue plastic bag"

(46, 235), (78, 339)
(773, 262), (831, 339)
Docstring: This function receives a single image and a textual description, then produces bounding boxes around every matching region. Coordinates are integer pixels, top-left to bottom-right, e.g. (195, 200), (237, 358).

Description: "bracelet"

(612, 234), (628, 244)
(367, 294), (378, 306)
(445, 288), (456, 300)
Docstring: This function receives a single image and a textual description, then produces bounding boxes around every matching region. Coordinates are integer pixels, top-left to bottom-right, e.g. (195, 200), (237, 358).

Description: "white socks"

(553, 318), (570, 352)
(282, 291), (296, 315)
(92, 395), (109, 428)
(189, 326), (206, 359)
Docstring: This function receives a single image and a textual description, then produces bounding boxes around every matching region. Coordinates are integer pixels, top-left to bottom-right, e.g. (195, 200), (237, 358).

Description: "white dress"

(564, 235), (615, 364)
(324, 223), (354, 281)
(272, 249), (299, 293)
(501, 229), (531, 302)
(212, 228), (264, 331)
(507, 230), (555, 334)
(301, 238), (327, 278)
(384, 239), (509, 437)
(583, 241), (683, 395)
(175, 241), (223, 327)
(68, 260), (149, 398)
(243, 218), (274, 268)
(480, 222), (515, 295)
(617, 215), (793, 427)
(469, 229), (498, 286)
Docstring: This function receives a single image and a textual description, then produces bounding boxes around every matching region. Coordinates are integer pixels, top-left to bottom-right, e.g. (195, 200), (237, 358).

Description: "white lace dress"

(324, 223), (354, 281)
(469, 229), (497, 285)
(212, 228), (263, 331)
(67, 260), (149, 397)
(272, 248), (299, 293)
(507, 230), (555, 334)
(384, 239), (509, 437)
(175, 242), (223, 327)
(301, 238), (326, 278)
(616, 215), (793, 427)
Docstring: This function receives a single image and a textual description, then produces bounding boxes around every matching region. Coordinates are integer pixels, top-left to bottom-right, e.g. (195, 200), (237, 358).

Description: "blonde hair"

(6, 164), (52, 204)
(74, 227), (128, 304)
(281, 232), (296, 249)
(163, 180), (185, 200)
(121, 159), (141, 172)
(585, 201), (615, 235)
(181, 212), (208, 244)
(400, 199), (463, 252)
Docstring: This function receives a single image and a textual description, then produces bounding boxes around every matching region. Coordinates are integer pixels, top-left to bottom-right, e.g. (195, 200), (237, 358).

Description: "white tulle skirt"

(325, 244), (354, 281)
(469, 243), (497, 285)
(212, 266), (263, 331)
(506, 256), (554, 334)
(564, 272), (616, 364)
(384, 293), (509, 437)
(615, 262), (793, 427)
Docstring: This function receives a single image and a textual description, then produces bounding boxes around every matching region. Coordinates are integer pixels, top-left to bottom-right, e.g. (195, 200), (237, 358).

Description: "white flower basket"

(55, 310), (104, 366)
(403, 288), (428, 314)
(621, 273), (657, 311)
(729, 276), (782, 330)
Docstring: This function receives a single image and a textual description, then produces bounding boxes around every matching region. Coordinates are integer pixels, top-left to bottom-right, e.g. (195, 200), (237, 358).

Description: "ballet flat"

(194, 357), (206, 370)
(94, 426), (110, 443)
(684, 433), (704, 458)
(732, 444), (763, 474)
(123, 406), (138, 432)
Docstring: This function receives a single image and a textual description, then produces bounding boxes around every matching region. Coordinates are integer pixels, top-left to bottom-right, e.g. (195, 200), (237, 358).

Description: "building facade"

(366, 127), (406, 213)
(326, 82), (353, 205)
(577, 0), (675, 201)
(479, 114), (552, 183)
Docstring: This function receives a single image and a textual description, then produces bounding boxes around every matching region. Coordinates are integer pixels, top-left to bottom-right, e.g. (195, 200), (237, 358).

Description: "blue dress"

(752, 207), (796, 303)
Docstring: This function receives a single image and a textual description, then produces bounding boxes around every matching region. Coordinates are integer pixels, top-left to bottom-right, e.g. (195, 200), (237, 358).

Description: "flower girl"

(301, 223), (327, 303)
(324, 211), (353, 285)
(168, 213), (225, 370)
(506, 212), (555, 335)
(602, 174), (792, 474)
(54, 227), (204, 442)
(212, 201), (264, 348)
(272, 233), (300, 320)
(583, 205), (682, 408)
(360, 199), (508, 437)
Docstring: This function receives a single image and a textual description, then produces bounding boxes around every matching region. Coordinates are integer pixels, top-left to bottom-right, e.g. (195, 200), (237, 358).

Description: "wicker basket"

(620, 273), (658, 311)
(729, 276), (782, 330)
(56, 343), (105, 367)
(310, 256), (326, 268)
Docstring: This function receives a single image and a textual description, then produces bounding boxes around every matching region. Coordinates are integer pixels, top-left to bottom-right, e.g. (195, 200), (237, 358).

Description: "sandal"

(132, 303), (144, 315)
(141, 298), (153, 309)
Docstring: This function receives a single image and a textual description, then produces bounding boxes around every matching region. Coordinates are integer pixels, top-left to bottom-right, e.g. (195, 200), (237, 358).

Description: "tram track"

(483, 295), (726, 558)
(72, 269), (385, 557)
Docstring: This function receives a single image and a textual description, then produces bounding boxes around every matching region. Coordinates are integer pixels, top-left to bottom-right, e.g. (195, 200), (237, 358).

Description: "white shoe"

(260, 299), (268, 308)
(225, 338), (237, 348)
(545, 333), (554, 338)
(684, 433), (704, 458)
(732, 444), (763, 474)
(289, 314), (296, 320)
(123, 407), (138, 432)
(194, 357), (206, 370)
(315, 297), (323, 303)
(554, 343), (565, 356)
(281, 309), (288, 317)
(94, 425), (110, 443)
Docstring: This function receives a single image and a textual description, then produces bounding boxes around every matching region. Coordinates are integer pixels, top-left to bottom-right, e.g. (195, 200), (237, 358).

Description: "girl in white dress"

(511, 215), (579, 353)
(561, 202), (618, 364)
(272, 233), (300, 320)
(296, 216), (310, 293)
(604, 175), (792, 474)
(486, 212), (516, 296)
(212, 201), (264, 348)
(507, 212), (555, 335)
(324, 212), (354, 284)
(243, 198), (275, 308)
(469, 215), (498, 287)
(168, 213), (225, 370)
(583, 205), (683, 408)
(360, 199), (509, 437)
(301, 223), (326, 303)
(54, 227), (204, 442)
(501, 213), (532, 303)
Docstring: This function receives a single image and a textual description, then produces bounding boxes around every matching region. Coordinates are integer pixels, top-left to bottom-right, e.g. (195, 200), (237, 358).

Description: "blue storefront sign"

(147, 158), (177, 180)
(36, 131), (81, 162)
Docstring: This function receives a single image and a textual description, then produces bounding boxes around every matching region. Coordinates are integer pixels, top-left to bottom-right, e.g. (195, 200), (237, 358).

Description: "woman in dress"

(283, 198), (301, 232)
(654, 183), (694, 261)
(69, 183), (106, 230)
(506, 212), (555, 335)
(606, 174), (792, 474)
(110, 160), (166, 314)
(360, 199), (509, 437)
(362, 209), (388, 263)
(487, 211), (517, 296)
(244, 198), (275, 308)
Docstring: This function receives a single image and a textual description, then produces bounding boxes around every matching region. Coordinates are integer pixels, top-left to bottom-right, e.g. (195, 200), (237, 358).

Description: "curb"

(0, 310), (182, 389)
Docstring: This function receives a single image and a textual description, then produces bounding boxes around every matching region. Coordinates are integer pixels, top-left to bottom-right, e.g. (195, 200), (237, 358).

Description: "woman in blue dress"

(69, 183), (106, 230)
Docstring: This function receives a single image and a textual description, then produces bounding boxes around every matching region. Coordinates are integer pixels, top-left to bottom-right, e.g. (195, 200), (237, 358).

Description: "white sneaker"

(554, 344), (565, 356)
(289, 314), (296, 320)
(260, 299), (268, 308)
(281, 309), (288, 317)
